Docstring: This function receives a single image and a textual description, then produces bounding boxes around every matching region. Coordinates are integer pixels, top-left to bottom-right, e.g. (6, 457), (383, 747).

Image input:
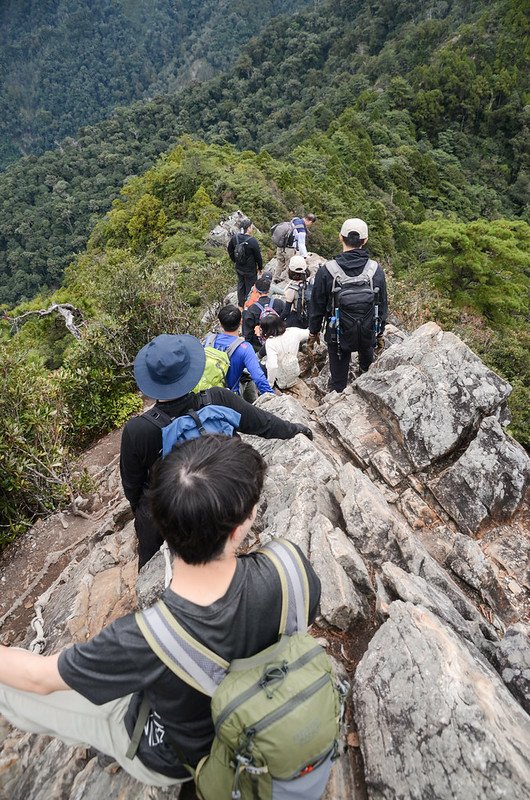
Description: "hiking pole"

(335, 308), (342, 360)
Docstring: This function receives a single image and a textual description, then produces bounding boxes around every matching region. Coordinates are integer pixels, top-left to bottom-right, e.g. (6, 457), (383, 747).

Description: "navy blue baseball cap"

(134, 334), (206, 400)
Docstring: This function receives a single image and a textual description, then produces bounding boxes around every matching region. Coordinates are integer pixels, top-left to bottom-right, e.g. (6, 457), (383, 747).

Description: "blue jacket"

(213, 333), (274, 395)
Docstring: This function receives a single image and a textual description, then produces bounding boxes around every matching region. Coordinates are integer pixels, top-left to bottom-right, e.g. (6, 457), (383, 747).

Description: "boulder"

(429, 416), (529, 534)
(311, 516), (368, 629)
(207, 210), (258, 248)
(354, 601), (530, 800)
(356, 323), (511, 469)
(492, 624), (530, 713)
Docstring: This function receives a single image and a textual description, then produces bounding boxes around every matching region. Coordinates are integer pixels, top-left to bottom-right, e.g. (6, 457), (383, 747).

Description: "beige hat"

(340, 218), (368, 240)
(288, 255), (307, 273)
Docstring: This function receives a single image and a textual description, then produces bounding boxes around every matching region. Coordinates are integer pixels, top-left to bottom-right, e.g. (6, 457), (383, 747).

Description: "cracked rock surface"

(1, 321), (529, 800)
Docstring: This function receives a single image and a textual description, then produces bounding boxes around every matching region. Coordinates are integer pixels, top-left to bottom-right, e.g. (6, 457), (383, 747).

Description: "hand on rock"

(294, 423), (313, 440)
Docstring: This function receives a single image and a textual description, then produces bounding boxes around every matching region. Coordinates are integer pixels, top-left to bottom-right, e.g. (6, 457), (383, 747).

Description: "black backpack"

(325, 259), (379, 352)
(295, 279), (313, 327)
(233, 233), (248, 266)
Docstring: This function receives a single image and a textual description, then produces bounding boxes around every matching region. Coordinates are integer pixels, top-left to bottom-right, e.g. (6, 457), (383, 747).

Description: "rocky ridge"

(0, 306), (528, 798)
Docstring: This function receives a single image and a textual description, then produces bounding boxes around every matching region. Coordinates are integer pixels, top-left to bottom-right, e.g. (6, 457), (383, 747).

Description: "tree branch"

(3, 304), (84, 339)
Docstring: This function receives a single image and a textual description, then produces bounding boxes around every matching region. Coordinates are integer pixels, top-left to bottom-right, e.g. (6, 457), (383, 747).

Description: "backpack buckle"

(259, 661), (289, 699)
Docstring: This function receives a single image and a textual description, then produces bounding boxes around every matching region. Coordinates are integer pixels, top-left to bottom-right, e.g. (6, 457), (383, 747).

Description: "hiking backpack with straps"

(132, 538), (346, 800)
(192, 333), (245, 393)
(325, 259), (380, 352)
(143, 390), (241, 456)
(293, 279), (313, 327)
(255, 299), (281, 322)
(233, 234), (248, 268)
(271, 221), (296, 249)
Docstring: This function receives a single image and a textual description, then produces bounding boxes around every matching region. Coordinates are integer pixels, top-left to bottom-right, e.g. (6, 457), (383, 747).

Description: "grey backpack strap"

(324, 259), (347, 289)
(259, 539), (310, 635)
(135, 600), (229, 697)
(226, 336), (245, 359)
(204, 332), (217, 347)
(361, 259), (378, 290)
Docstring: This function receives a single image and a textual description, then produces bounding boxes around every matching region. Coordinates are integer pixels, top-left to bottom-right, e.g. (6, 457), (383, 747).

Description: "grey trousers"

(0, 683), (187, 788)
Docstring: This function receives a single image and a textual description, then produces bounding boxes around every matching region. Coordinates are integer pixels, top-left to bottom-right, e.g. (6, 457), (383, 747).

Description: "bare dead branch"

(3, 303), (84, 339)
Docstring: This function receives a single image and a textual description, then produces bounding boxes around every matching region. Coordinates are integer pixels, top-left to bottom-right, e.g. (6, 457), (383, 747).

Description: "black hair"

(342, 231), (364, 248)
(305, 213), (317, 223)
(288, 268), (310, 282)
(149, 435), (266, 564)
(260, 314), (286, 338)
(218, 303), (242, 332)
(255, 277), (271, 293)
(240, 218), (252, 231)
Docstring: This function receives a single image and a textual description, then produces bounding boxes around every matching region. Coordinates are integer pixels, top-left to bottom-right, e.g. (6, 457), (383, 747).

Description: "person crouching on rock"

(260, 313), (310, 390)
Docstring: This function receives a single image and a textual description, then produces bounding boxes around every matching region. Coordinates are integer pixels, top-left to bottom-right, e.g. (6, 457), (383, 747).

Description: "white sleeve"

(299, 328), (310, 344)
(265, 340), (278, 388)
(296, 230), (307, 257)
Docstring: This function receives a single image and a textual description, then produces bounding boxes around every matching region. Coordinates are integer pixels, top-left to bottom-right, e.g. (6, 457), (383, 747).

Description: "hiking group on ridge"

(0, 212), (386, 800)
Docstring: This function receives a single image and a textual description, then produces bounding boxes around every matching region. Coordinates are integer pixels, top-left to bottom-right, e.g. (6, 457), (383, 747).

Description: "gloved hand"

(307, 332), (320, 349)
(294, 423), (313, 440)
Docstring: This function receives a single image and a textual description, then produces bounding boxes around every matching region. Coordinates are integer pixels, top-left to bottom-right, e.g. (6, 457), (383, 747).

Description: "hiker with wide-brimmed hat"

(121, 333), (313, 569)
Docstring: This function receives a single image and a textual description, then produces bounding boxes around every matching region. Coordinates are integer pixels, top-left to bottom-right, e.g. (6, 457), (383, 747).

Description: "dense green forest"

(0, 0), (310, 170)
(0, 0), (527, 305)
(0, 0), (528, 541)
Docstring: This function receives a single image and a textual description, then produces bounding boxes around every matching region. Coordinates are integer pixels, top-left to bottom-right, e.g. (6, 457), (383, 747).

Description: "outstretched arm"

(0, 646), (69, 694)
(242, 346), (274, 394)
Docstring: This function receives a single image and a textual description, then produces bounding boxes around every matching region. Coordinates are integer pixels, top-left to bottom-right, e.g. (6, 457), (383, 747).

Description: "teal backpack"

(131, 538), (346, 800)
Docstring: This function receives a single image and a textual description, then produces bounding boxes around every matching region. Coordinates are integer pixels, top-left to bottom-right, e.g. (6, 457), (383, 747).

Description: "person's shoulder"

(123, 412), (150, 433)
(207, 386), (239, 405)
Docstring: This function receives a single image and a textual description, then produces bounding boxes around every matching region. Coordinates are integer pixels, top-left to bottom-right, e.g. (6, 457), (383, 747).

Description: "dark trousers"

(134, 499), (164, 571)
(236, 271), (256, 307)
(328, 343), (374, 392)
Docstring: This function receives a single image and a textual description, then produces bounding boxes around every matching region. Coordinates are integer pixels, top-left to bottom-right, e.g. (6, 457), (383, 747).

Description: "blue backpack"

(143, 390), (241, 457)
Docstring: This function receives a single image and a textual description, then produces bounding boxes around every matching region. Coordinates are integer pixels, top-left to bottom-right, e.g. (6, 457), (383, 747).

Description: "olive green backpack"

(133, 538), (346, 800)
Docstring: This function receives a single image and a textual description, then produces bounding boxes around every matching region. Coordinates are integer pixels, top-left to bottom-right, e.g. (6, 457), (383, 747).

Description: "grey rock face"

(354, 602), (530, 800)
(492, 624), (530, 713)
(2, 323), (528, 800)
(312, 516), (368, 630)
(380, 562), (495, 655)
(338, 462), (499, 641)
(429, 416), (530, 534)
(357, 322), (511, 469)
(136, 548), (166, 608)
(207, 209), (258, 247)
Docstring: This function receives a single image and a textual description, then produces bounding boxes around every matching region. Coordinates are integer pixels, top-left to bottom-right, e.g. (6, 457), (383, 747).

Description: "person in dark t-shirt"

(0, 435), (321, 789)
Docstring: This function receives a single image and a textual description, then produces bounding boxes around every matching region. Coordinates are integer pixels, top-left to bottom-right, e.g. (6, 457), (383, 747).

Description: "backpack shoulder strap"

(225, 336), (245, 359)
(324, 259), (347, 282)
(136, 600), (229, 697)
(363, 258), (378, 284)
(258, 539), (310, 635)
(204, 332), (217, 348)
(142, 406), (173, 430)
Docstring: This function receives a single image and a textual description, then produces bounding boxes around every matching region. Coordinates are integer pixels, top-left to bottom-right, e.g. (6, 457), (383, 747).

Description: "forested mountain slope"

(1, 133), (528, 538)
(0, 0), (527, 305)
(0, 0), (310, 169)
